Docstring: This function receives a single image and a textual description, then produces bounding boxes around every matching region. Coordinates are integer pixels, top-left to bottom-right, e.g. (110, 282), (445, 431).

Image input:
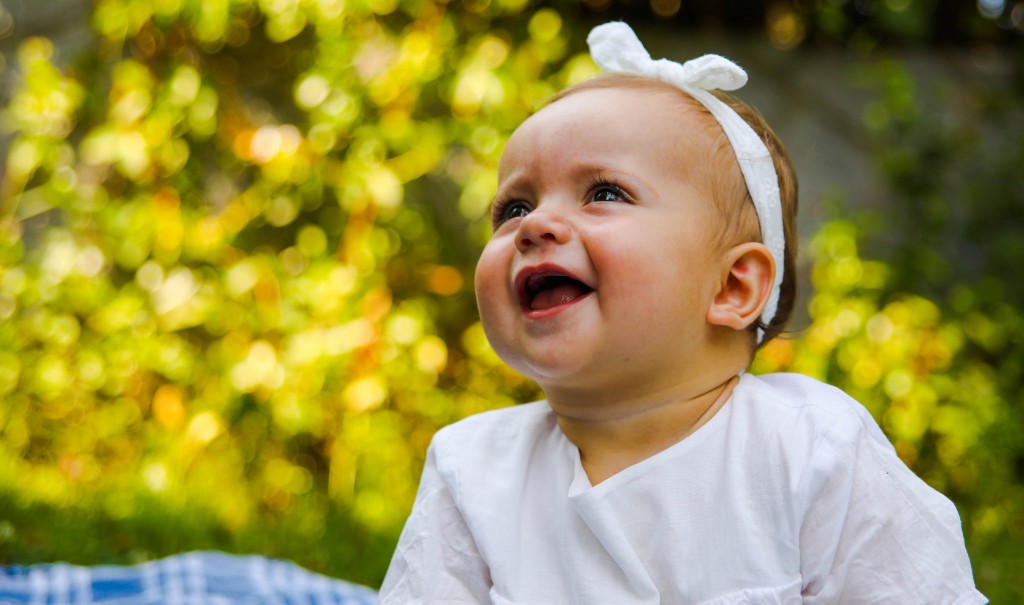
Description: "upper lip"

(513, 264), (594, 309)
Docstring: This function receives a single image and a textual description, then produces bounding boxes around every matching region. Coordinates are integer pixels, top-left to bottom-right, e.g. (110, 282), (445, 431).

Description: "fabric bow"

(587, 22), (748, 94)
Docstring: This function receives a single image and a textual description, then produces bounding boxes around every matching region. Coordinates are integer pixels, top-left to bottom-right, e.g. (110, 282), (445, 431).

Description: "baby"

(379, 22), (986, 604)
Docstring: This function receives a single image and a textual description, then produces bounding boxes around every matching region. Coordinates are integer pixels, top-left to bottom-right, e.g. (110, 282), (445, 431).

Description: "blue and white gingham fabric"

(0, 551), (378, 605)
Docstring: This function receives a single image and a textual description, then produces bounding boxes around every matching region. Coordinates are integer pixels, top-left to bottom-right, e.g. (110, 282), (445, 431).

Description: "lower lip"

(521, 291), (593, 320)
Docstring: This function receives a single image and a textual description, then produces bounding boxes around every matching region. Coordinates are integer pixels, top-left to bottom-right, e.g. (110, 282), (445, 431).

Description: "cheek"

(473, 245), (520, 361)
(474, 243), (508, 314)
(591, 233), (715, 320)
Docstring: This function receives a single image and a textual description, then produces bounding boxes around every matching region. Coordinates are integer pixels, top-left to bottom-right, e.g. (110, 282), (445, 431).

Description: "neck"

(550, 374), (740, 486)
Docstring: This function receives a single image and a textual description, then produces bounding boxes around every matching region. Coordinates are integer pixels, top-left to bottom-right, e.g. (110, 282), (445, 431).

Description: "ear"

(706, 242), (775, 331)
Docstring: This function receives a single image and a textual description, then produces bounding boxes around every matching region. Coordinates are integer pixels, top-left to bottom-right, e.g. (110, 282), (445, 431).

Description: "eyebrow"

(497, 162), (639, 189)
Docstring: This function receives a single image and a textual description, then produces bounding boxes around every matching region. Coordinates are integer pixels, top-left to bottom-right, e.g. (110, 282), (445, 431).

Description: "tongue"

(530, 281), (590, 311)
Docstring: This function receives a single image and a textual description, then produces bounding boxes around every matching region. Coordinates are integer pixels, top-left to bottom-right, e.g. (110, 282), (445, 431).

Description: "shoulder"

(728, 372), (912, 513)
(742, 373), (967, 536)
(738, 371), (866, 416)
(733, 372), (890, 451)
(432, 401), (553, 448)
(429, 401), (559, 473)
(426, 401), (568, 512)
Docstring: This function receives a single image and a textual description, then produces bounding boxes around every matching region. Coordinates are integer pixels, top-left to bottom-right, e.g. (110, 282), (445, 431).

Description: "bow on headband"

(588, 23), (747, 92)
(587, 22), (785, 342)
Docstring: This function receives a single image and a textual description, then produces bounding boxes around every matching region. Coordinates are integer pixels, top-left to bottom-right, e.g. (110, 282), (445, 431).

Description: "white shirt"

(379, 373), (986, 604)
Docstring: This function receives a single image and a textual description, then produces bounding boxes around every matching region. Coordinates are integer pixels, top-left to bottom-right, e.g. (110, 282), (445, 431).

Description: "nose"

(514, 206), (571, 253)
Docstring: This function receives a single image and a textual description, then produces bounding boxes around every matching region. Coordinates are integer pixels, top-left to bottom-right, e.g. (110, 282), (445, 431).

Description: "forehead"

(499, 86), (717, 179)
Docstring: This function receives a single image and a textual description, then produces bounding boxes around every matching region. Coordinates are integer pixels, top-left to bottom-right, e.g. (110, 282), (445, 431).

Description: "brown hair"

(547, 73), (799, 347)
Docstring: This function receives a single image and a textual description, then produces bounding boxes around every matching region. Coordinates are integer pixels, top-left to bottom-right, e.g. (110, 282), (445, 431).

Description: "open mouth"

(517, 270), (594, 312)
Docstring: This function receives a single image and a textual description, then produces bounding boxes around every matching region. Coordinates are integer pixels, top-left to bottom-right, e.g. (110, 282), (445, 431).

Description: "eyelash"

(490, 197), (530, 229)
(588, 177), (629, 203)
(490, 178), (631, 228)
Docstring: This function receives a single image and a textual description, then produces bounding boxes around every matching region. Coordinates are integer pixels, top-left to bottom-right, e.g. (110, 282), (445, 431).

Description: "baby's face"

(474, 87), (734, 394)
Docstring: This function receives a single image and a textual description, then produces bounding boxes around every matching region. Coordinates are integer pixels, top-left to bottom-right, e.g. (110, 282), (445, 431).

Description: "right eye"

(492, 200), (531, 227)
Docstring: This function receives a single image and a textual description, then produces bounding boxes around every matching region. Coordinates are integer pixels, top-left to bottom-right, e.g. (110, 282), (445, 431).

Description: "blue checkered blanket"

(0, 551), (378, 604)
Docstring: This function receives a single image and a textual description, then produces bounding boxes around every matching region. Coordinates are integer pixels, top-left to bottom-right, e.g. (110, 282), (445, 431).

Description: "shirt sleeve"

(797, 408), (987, 605)
(378, 439), (493, 605)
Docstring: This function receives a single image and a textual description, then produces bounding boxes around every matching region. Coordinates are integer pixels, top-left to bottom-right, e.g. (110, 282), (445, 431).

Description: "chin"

(489, 348), (565, 383)
(516, 355), (611, 392)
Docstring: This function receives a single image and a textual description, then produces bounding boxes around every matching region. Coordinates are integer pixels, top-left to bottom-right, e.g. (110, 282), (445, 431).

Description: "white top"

(379, 373), (987, 605)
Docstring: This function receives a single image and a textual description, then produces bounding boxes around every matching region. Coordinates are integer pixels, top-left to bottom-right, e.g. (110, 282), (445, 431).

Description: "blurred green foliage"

(0, 0), (573, 585)
(0, 0), (1021, 600)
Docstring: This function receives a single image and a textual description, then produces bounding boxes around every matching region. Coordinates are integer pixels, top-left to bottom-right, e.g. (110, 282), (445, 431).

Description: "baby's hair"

(547, 73), (799, 347)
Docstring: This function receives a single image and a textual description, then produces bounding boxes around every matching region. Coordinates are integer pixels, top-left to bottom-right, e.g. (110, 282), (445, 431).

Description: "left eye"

(592, 185), (626, 202)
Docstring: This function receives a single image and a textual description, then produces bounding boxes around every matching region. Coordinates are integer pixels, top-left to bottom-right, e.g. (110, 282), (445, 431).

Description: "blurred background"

(0, 0), (1021, 599)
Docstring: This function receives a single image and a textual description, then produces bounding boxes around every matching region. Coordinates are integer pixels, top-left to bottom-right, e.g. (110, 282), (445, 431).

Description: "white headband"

(587, 22), (785, 342)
